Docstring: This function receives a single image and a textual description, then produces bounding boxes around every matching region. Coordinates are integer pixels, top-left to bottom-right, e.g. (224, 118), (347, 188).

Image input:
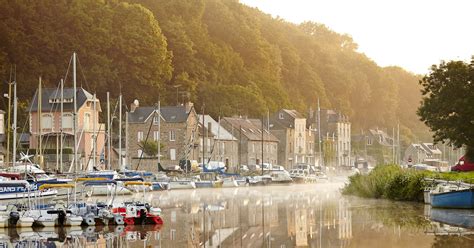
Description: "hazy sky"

(240, 0), (474, 75)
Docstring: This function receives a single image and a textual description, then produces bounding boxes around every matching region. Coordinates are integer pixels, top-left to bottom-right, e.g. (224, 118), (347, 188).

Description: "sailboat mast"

(60, 79), (64, 172)
(107, 92), (111, 170)
(157, 100), (161, 165)
(119, 94), (122, 171)
(317, 98), (323, 168)
(5, 68), (12, 166)
(202, 105), (205, 167)
(38, 77), (42, 160)
(12, 71), (17, 166)
(261, 116), (264, 176)
(92, 93), (97, 170)
(73, 52), (78, 173)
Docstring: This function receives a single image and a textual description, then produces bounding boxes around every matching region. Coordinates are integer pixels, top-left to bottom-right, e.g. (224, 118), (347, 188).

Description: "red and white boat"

(112, 201), (163, 225)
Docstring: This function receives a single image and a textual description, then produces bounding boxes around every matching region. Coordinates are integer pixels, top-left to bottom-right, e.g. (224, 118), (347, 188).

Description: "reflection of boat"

(430, 208), (474, 228)
(431, 188), (474, 209)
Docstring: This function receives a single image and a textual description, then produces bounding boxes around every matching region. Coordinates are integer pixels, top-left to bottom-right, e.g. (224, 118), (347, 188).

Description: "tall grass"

(342, 165), (474, 202)
(342, 165), (429, 202)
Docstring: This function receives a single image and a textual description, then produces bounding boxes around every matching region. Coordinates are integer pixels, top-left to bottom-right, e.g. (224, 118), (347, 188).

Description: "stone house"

(127, 101), (199, 172)
(352, 128), (394, 165)
(29, 87), (105, 171)
(403, 143), (443, 166)
(308, 109), (351, 167)
(198, 115), (238, 169)
(269, 109), (314, 169)
(221, 117), (278, 166)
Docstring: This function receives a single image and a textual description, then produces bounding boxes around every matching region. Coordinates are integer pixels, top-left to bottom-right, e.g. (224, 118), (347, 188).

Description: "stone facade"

(308, 109), (351, 167)
(270, 109), (313, 169)
(197, 115), (238, 169)
(221, 117), (278, 167)
(127, 102), (199, 172)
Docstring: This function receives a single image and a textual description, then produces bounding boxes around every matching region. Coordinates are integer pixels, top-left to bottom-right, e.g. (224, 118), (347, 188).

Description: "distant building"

(270, 109), (314, 168)
(404, 143), (445, 167)
(127, 101), (199, 171)
(29, 88), (105, 171)
(352, 128), (395, 165)
(221, 117), (278, 166)
(308, 109), (351, 167)
(198, 115), (238, 169)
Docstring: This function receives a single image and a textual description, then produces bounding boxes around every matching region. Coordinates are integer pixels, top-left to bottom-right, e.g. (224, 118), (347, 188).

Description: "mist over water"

(2, 180), (473, 247)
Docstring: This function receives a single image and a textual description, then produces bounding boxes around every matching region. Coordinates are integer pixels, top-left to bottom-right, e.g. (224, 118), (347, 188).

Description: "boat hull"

(431, 189), (474, 209)
(168, 181), (196, 189)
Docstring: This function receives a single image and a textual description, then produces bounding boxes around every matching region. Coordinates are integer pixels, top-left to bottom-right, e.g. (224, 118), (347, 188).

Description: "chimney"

(185, 102), (193, 113)
(130, 99), (139, 113)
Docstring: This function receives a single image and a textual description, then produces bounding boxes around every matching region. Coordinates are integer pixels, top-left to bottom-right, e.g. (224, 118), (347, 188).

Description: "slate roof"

(221, 117), (279, 142)
(420, 143), (442, 155)
(29, 87), (94, 112)
(198, 115), (237, 141)
(128, 106), (191, 123)
(368, 129), (393, 146)
(270, 109), (305, 129)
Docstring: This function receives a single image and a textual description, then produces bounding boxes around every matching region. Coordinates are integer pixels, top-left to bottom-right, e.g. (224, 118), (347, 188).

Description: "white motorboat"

(30, 184), (83, 227)
(168, 180), (196, 190)
(268, 170), (293, 184)
(0, 204), (34, 228)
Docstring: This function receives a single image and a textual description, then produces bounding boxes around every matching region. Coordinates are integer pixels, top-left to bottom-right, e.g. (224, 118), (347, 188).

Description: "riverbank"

(342, 165), (474, 202)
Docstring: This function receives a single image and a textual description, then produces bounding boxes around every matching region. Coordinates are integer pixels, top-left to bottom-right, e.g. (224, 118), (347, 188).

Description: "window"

(170, 149), (176, 160)
(153, 116), (159, 125)
(207, 138), (211, 152)
(41, 114), (53, 131)
(153, 131), (160, 141)
(62, 114), (73, 129)
(200, 138), (203, 151)
(137, 149), (143, 157)
(252, 143), (255, 153)
(83, 113), (90, 130)
(367, 137), (372, 146)
(221, 142), (225, 153)
(279, 112), (284, 119)
(169, 130), (176, 141)
(170, 229), (176, 240)
(137, 131), (144, 142)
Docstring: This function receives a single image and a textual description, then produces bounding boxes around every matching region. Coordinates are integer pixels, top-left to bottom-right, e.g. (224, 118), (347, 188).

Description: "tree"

(139, 140), (163, 157)
(417, 58), (474, 159)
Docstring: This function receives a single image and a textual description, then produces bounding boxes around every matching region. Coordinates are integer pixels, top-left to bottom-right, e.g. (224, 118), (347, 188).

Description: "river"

(1, 179), (474, 247)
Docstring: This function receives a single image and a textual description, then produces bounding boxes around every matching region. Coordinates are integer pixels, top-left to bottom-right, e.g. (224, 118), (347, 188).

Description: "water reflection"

(3, 183), (474, 247)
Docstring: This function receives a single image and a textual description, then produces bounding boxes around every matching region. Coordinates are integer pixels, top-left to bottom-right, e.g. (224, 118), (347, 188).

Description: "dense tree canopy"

(418, 59), (474, 159)
(0, 0), (427, 140)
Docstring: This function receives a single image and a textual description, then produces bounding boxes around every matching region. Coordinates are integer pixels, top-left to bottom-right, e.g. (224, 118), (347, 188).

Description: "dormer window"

(279, 113), (284, 119)
(153, 116), (159, 125)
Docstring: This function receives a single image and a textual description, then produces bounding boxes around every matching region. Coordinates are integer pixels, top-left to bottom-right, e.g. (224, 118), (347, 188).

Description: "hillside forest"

(0, 0), (429, 143)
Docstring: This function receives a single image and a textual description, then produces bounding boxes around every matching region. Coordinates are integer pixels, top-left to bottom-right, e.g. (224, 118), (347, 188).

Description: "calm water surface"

(2, 181), (474, 247)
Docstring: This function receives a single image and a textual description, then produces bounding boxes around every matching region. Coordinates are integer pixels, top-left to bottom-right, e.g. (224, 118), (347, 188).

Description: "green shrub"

(342, 164), (429, 202)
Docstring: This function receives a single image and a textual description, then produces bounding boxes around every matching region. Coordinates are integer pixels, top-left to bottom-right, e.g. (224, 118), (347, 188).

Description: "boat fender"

(84, 217), (95, 226)
(114, 215), (125, 225)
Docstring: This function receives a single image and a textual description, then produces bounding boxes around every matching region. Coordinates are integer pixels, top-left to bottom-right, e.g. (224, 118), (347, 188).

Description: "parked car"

(451, 156), (474, 172)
